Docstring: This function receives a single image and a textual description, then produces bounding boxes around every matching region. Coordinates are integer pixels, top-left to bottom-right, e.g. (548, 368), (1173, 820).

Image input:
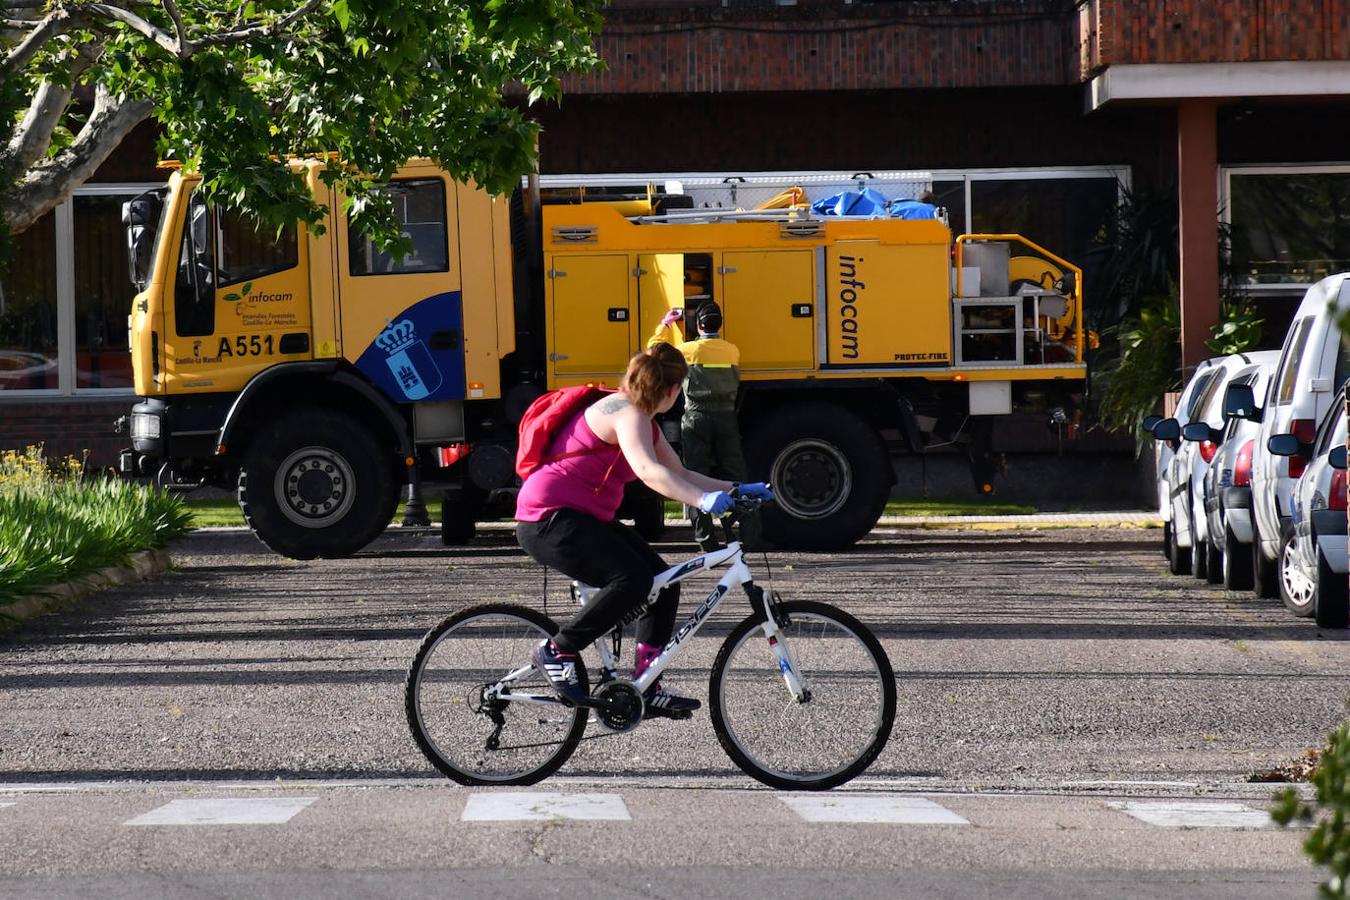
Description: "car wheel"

(1162, 520), (1172, 560)
(1251, 518), (1280, 600)
(1278, 530), (1317, 617)
(1222, 524), (1255, 591)
(1192, 534), (1208, 580)
(1167, 525), (1192, 576)
(1314, 545), (1349, 629)
(1205, 537), (1224, 585)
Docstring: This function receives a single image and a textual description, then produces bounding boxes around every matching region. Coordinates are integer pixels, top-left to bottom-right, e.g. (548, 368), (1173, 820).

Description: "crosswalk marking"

(781, 795), (970, 825)
(462, 792), (630, 822)
(1107, 800), (1274, 828)
(123, 798), (316, 826)
(0, 802), (14, 809)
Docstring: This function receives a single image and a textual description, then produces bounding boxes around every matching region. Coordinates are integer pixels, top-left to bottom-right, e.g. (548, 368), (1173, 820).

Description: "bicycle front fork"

(747, 583), (809, 703)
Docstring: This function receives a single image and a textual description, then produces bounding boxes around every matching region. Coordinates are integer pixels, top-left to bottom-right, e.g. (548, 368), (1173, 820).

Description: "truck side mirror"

(1267, 433), (1302, 457)
(121, 192), (162, 291)
(1142, 414), (1163, 434)
(1182, 422), (1220, 443)
(1330, 446), (1348, 470)
(1151, 417), (1180, 442)
(1223, 383), (1261, 422)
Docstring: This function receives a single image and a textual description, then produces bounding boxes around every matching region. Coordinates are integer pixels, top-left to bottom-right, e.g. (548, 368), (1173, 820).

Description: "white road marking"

(462, 792), (630, 822)
(0, 802), (14, 808)
(1108, 800), (1274, 828)
(781, 794), (970, 825)
(124, 797), (316, 826)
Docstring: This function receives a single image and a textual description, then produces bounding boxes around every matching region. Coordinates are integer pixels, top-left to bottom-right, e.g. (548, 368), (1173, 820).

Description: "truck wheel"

(237, 410), (397, 559)
(746, 403), (888, 550)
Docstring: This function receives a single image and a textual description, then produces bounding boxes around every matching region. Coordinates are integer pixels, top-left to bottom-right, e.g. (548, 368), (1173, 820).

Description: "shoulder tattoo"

(596, 395), (630, 415)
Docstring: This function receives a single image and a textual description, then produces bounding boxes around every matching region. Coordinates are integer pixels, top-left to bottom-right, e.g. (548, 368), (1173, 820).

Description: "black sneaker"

(531, 640), (587, 707)
(643, 683), (701, 720)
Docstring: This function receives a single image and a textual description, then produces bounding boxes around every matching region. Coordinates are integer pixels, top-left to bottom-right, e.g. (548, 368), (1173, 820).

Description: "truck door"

(719, 250), (815, 371)
(548, 254), (632, 382)
(637, 253), (685, 340)
(336, 174), (466, 403)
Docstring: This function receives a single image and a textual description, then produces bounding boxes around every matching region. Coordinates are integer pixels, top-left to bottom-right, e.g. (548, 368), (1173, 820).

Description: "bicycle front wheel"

(710, 600), (895, 790)
(405, 603), (588, 786)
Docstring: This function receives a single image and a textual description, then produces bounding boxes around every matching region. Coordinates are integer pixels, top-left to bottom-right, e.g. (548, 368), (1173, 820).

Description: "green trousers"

(681, 409), (764, 551)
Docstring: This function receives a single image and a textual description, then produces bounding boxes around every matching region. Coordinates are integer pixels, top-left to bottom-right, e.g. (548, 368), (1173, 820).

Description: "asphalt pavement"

(1, 523), (1346, 897)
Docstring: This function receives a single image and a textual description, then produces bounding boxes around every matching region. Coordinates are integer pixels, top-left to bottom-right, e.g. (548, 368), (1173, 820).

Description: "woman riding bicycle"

(516, 342), (772, 717)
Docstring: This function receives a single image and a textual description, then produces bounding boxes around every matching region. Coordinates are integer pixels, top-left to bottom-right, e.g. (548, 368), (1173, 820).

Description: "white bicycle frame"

(486, 540), (808, 709)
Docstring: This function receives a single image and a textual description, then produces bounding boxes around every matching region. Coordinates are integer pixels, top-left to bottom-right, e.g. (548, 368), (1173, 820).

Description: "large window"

(73, 196), (135, 389)
(1225, 168), (1350, 292)
(0, 184), (159, 395)
(217, 205), (298, 287)
(0, 211), (58, 392)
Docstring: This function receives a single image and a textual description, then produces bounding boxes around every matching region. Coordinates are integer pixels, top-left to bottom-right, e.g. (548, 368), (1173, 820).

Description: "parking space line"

(123, 797), (317, 826)
(1107, 800), (1274, 828)
(461, 792), (630, 822)
(781, 794), (970, 825)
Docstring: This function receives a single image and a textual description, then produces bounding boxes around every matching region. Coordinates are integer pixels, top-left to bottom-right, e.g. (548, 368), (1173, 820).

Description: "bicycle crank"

(588, 678), (644, 733)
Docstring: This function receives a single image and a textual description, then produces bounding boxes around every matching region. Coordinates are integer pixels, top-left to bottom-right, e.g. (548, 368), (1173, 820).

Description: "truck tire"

(745, 403), (888, 550)
(238, 409), (397, 559)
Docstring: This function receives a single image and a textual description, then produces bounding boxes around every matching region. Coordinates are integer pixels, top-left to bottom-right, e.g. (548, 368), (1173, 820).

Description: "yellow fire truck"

(116, 160), (1087, 558)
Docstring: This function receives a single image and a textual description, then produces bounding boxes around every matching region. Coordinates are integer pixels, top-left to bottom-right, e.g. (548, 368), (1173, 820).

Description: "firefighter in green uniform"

(648, 301), (764, 551)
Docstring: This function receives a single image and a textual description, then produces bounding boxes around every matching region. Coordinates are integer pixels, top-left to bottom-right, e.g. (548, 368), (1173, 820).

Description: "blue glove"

(735, 482), (774, 501)
(698, 491), (735, 516)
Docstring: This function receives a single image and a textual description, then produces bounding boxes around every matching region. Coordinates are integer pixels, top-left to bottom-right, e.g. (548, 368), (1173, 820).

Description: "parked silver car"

(1267, 386), (1349, 628)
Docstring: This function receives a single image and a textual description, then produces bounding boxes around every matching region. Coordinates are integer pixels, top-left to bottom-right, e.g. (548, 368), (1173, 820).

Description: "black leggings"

(516, 509), (680, 654)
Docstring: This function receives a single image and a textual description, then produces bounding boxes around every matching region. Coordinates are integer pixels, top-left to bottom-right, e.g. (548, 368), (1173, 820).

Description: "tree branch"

(161, 0), (190, 57)
(193, 0), (325, 49)
(3, 42), (105, 181)
(3, 86), (153, 235)
(83, 3), (180, 56)
(1, 6), (82, 80)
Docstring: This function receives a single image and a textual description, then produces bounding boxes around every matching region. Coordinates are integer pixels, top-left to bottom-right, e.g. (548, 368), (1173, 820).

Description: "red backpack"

(514, 386), (612, 480)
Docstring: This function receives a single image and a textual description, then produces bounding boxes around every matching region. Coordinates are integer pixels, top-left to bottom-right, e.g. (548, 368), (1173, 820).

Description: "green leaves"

(1272, 722), (1350, 899)
(2, 0), (603, 254)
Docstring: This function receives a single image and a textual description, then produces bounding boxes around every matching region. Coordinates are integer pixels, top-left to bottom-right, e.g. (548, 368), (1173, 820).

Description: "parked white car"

(1145, 358), (1223, 570)
(1267, 385), (1349, 628)
(1233, 273), (1350, 599)
(1189, 353), (1280, 589)
(1152, 353), (1265, 577)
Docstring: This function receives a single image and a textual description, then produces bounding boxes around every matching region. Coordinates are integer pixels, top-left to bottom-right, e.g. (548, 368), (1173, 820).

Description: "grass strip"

(0, 449), (193, 610)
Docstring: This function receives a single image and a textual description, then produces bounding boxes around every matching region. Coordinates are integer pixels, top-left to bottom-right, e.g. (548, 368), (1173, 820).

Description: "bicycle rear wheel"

(405, 603), (588, 786)
(709, 600), (895, 790)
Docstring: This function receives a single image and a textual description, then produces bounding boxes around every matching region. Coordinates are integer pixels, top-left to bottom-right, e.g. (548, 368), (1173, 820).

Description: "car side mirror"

(1330, 446), (1348, 470)
(1267, 433), (1302, 457)
(1142, 414), (1163, 434)
(1151, 417), (1180, 442)
(1182, 422), (1220, 443)
(1223, 383), (1261, 422)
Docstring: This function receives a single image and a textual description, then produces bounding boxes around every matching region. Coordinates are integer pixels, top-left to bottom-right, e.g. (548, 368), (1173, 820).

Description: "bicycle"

(404, 498), (896, 791)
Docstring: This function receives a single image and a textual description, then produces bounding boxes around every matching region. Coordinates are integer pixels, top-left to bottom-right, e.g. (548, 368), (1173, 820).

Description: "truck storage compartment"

(823, 241), (950, 367)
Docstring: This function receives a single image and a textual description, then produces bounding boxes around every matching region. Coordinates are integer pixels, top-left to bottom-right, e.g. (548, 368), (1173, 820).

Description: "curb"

(0, 548), (172, 631)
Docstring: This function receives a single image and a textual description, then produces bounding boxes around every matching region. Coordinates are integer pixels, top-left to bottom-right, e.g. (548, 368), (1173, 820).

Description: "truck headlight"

(131, 412), (161, 440)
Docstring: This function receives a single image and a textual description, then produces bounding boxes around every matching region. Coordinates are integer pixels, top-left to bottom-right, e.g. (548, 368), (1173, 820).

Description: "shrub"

(1273, 722), (1350, 899)
(0, 447), (192, 610)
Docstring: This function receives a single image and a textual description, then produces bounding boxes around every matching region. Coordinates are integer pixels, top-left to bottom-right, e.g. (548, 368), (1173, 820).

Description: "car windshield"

(1181, 371), (1216, 421)
(1275, 317), (1315, 405)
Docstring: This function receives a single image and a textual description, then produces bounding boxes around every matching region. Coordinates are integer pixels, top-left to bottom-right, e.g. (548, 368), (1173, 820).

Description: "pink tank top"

(515, 410), (649, 523)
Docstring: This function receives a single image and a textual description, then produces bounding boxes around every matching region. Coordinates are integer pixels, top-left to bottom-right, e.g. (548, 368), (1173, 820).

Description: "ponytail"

(621, 342), (688, 415)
